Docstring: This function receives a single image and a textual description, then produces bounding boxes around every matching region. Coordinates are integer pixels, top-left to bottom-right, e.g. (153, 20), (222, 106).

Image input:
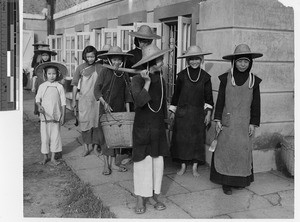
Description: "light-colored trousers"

(133, 155), (164, 197)
(40, 122), (62, 154)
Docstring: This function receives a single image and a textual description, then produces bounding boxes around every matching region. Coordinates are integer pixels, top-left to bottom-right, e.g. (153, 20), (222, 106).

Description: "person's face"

(46, 68), (57, 83)
(188, 56), (202, 69)
(155, 56), (164, 69)
(110, 56), (123, 66)
(86, 52), (96, 65)
(41, 53), (50, 62)
(235, 58), (250, 72)
(138, 38), (153, 49)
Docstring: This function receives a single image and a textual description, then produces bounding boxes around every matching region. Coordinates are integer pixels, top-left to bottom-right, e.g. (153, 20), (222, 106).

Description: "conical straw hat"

(222, 44), (263, 60)
(132, 44), (172, 68)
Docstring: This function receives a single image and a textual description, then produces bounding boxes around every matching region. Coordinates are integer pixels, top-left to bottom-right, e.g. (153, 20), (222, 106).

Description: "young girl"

(94, 46), (133, 175)
(35, 62), (67, 165)
(71, 46), (102, 157)
(131, 44), (171, 214)
(32, 46), (57, 116)
(210, 44), (262, 195)
(169, 45), (214, 177)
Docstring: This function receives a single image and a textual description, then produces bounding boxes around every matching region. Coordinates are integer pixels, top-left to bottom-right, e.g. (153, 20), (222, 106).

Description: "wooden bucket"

(100, 112), (135, 149)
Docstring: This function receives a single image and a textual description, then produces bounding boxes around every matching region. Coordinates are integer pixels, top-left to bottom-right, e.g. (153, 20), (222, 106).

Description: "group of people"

(31, 25), (262, 214)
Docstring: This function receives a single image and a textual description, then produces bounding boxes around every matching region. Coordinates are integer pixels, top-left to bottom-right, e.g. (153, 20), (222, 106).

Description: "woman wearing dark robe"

(131, 44), (171, 214)
(94, 46), (133, 175)
(169, 45), (214, 177)
(210, 44), (262, 195)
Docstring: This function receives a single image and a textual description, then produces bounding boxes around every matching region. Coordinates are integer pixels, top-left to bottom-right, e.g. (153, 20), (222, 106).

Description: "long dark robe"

(210, 64), (262, 187)
(131, 71), (170, 162)
(170, 67), (214, 163)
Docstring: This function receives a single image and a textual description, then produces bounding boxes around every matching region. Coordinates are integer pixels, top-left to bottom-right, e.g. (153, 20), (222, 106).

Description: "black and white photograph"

(0, 0), (298, 220)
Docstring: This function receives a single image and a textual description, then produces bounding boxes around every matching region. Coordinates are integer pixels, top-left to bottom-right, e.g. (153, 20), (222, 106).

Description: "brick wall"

(23, 0), (47, 14)
(55, 0), (88, 13)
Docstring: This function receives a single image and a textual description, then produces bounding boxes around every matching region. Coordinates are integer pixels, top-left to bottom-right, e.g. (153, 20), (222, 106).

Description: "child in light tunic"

(35, 62), (67, 165)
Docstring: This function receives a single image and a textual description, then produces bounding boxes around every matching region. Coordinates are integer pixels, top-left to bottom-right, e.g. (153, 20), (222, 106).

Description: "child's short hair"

(43, 66), (60, 81)
(82, 45), (97, 63)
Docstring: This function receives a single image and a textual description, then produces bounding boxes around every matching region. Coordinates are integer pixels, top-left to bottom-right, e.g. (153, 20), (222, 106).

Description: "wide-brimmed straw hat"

(97, 44), (112, 57)
(35, 46), (57, 56)
(98, 46), (133, 59)
(177, 45), (212, 59)
(129, 25), (161, 40)
(35, 62), (68, 81)
(32, 41), (49, 47)
(132, 44), (172, 68)
(222, 44), (263, 60)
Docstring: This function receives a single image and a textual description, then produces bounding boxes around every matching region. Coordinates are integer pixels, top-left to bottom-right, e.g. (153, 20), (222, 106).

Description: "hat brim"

(132, 48), (172, 69)
(98, 52), (133, 59)
(35, 50), (57, 56)
(177, 52), (212, 59)
(35, 62), (68, 81)
(32, 43), (49, 47)
(222, 52), (263, 60)
(129, 32), (161, 40)
(96, 50), (109, 57)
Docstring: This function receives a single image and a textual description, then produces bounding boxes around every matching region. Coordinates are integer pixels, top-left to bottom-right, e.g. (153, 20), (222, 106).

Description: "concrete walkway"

(23, 90), (294, 219)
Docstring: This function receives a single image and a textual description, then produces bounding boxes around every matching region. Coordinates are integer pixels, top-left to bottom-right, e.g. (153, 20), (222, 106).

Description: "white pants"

(40, 122), (62, 154)
(133, 155), (164, 197)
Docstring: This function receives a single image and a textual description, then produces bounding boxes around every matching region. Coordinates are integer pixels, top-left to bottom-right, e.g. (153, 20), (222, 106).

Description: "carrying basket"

(100, 112), (135, 149)
(281, 137), (294, 176)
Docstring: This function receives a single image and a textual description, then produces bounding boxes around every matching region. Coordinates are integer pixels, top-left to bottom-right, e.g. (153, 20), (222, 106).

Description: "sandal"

(154, 202), (166, 211)
(135, 206), (146, 214)
(135, 196), (146, 214)
(102, 168), (112, 175)
(118, 166), (127, 172)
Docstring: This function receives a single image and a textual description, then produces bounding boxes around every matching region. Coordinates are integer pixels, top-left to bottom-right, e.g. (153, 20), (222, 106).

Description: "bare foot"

(39, 158), (49, 165)
(49, 160), (60, 166)
(177, 164), (186, 176)
(192, 163), (200, 177)
(192, 169), (200, 177)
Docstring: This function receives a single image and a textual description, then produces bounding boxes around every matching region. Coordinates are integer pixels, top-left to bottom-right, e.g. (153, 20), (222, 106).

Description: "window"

(101, 28), (118, 47)
(117, 26), (135, 52)
(48, 35), (63, 62)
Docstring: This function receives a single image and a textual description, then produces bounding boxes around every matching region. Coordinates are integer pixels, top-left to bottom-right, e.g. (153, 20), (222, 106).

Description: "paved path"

(23, 90), (294, 219)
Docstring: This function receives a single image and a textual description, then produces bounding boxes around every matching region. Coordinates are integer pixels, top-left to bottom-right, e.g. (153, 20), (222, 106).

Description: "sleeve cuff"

(169, 105), (177, 113)
(204, 103), (213, 110)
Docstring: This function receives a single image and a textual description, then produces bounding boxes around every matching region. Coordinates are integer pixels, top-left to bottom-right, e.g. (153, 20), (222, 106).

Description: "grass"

(59, 163), (116, 218)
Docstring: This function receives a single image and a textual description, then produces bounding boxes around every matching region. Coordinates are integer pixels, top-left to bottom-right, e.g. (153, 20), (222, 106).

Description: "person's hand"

(204, 113), (211, 126)
(140, 70), (151, 82)
(38, 106), (45, 114)
(31, 87), (36, 93)
(104, 101), (113, 113)
(249, 124), (255, 137)
(216, 121), (222, 134)
(169, 111), (175, 121)
(60, 116), (65, 126)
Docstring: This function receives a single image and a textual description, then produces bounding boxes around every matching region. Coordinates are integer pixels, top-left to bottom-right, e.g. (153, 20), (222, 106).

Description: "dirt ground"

(23, 90), (115, 218)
